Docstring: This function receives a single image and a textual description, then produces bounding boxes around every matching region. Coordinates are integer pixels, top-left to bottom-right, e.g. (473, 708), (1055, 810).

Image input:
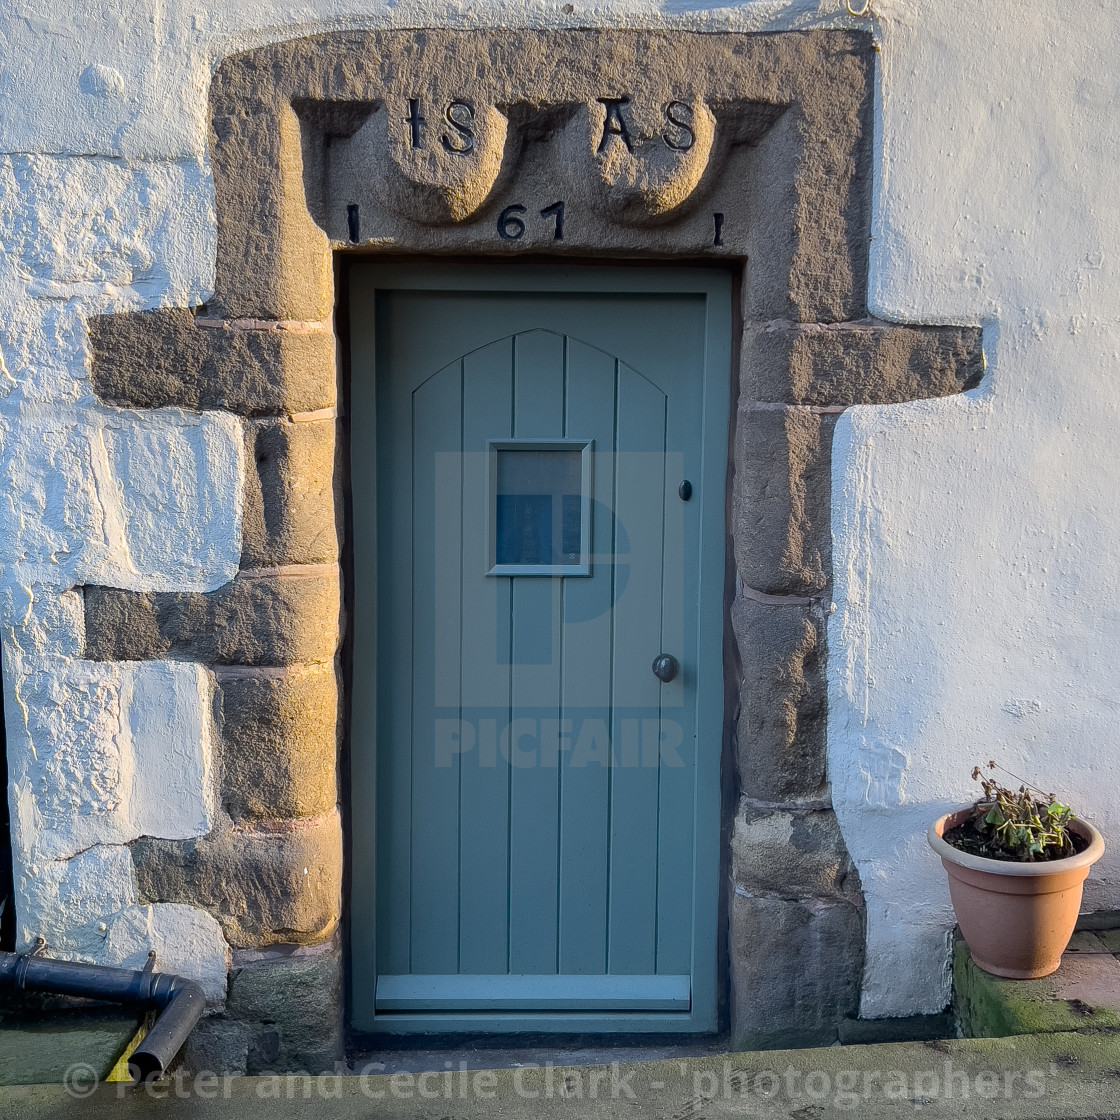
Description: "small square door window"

(488, 441), (592, 576)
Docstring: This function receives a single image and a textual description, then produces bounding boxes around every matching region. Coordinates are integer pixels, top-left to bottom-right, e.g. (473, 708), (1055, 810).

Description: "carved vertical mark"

(540, 201), (566, 241)
(347, 204), (360, 244)
(405, 98), (426, 148)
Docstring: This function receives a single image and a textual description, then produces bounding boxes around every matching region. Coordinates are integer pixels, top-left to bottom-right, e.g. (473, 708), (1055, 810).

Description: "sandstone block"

(206, 30), (873, 321)
(739, 91), (871, 323)
(732, 804), (860, 900)
(745, 322), (985, 406)
(732, 594), (828, 802)
(730, 892), (864, 1050)
(89, 310), (336, 417)
(132, 811), (343, 948)
(178, 1017), (251, 1077)
(227, 941), (343, 1073)
(733, 407), (835, 597)
(210, 97), (332, 322)
(241, 417), (339, 568)
(84, 567), (341, 666)
(82, 589), (167, 660)
(217, 665), (339, 821)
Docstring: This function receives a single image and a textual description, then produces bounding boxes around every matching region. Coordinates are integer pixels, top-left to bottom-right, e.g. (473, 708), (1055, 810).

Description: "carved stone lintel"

(312, 93), (722, 231)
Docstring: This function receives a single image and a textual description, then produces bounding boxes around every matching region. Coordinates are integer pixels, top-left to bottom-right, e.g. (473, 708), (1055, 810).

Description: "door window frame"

(486, 438), (594, 577)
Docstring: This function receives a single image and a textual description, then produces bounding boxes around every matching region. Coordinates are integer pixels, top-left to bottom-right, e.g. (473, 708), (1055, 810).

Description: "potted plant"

(928, 762), (1105, 979)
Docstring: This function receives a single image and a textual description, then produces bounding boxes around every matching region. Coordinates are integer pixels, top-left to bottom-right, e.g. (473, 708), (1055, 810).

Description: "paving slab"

(4, 1031), (1120, 1119)
(956, 931), (1120, 1037)
(0, 1012), (141, 1087)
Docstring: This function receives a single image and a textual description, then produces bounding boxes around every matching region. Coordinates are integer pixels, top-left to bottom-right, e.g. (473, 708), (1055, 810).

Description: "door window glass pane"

(495, 449), (582, 567)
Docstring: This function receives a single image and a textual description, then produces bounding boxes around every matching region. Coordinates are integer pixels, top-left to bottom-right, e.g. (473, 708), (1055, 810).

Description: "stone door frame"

(81, 28), (982, 1061)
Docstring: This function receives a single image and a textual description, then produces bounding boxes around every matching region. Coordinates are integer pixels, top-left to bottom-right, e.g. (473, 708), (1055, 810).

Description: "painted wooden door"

(349, 264), (729, 1034)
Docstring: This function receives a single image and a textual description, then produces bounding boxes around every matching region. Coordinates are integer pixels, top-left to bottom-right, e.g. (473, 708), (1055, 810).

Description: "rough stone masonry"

(2, 28), (981, 1070)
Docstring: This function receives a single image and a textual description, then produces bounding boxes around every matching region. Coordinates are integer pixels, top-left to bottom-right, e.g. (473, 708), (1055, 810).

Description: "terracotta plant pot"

(928, 808), (1105, 979)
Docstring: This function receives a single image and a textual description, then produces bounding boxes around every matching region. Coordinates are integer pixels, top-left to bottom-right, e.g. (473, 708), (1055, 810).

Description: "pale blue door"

(349, 264), (729, 1034)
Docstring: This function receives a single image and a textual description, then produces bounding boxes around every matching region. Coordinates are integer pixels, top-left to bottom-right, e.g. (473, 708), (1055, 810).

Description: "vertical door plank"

(408, 363), (464, 973)
(656, 300), (706, 978)
(607, 363), (667, 975)
(654, 448), (694, 975)
(375, 294), (416, 976)
(459, 339), (515, 974)
(508, 330), (565, 974)
(558, 339), (616, 974)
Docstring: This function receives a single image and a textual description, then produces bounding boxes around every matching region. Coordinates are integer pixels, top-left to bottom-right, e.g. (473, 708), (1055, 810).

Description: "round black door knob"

(652, 654), (679, 683)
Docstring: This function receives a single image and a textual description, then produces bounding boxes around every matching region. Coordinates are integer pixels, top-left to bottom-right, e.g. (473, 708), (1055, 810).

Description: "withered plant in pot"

(928, 762), (1105, 979)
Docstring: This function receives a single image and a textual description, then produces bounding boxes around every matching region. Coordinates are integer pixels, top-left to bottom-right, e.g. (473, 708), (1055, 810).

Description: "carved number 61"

(498, 201), (565, 242)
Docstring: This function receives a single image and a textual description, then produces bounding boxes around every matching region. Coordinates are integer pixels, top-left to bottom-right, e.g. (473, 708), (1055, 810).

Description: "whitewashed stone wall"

(0, 151), (238, 996)
(829, 2), (1120, 1017)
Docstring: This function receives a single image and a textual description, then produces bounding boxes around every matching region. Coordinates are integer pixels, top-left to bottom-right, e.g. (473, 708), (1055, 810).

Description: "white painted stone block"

(8, 660), (216, 863)
(14, 846), (229, 1005)
(14, 844), (138, 957)
(858, 861), (955, 1018)
(98, 408), (244, 592)
(12, 661), (130, 863)
(0, 404), (243, 592)
(129, 661), (218, 840)
(0, 2), (207, 160)
(102, 904), (230, 1004)
(0, 296), (87, 406)
(0, 584), (85, 663)
(0, 155), (215, 310)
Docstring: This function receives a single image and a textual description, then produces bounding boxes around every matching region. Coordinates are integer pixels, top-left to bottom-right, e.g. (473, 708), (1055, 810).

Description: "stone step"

(954, 929), (1120, 1037)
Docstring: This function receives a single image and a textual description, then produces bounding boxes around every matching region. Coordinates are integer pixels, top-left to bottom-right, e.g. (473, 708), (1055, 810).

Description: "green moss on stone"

(954, 940), (1120, 1038)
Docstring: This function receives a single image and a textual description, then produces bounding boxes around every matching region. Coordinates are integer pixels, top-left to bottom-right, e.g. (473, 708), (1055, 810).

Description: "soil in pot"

(942, 816), (1090, 862)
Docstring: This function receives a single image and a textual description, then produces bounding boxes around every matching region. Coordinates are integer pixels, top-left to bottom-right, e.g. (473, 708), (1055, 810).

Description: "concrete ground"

(4, 1030), (1120, 1119)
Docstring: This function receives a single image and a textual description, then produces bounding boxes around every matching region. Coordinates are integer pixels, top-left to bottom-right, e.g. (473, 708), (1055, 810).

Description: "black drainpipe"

(0, 642), (13, 953)
(0, 946), (205, 1080)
